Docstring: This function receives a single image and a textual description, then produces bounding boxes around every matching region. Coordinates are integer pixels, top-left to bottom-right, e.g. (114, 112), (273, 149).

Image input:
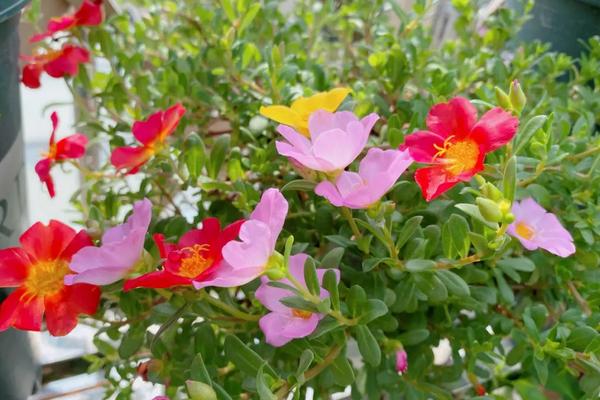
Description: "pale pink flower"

(315, 148), (413, 209)
(275, 110), (379, 172)
(256, 253), (339, 347)
(65, 198), (152, 285)
(194, 188), (288, 289)
(507, 198), (575, 257)
(396, 349), (408, 374)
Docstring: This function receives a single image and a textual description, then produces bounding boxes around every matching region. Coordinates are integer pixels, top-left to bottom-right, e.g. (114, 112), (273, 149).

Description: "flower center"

(178, 244), (213, 278)
(292, 309), (312, 319)
(433, 136), (480, 176)
(515, 222), (535, 240)
(24, 260), (70, 298)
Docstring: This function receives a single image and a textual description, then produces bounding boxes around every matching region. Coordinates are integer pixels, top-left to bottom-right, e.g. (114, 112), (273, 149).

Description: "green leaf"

(213, 382), (233, 400)
(355, 325), (381, 366)
(184, 133), (206, 180)
(224, 335), (277, 377)
(118, 324), (145, 358)
(238, 3), (261, 35)
(220, 0), (236, 22)
(455, 203), (499, 230)
(436, 270), (470, 297)
(503, 156), (517, 201)
(406, 259), (436, 272)
(398, 329), (430, 346)
(493, 269), (515, 304)
(256, 364), (277, 400)
(296, 349), (314, 382)
(329, 351), (355, 386)
(322, 270), (340, 311)
(497, 257), (536, 272)
(304, 257), (320, 296)
(347, 285), (367, 317)
(396, 216), (423, 249)
(358, 299), (388, 324)
(190, 353), (212, 385)
(280, 296), (319, 313)
(533, 356), (548, 386)
(207, 134), (230, 179)
(281, 179), (317, 192)
(320, 247), (344, 269)
(309, 317), (342, 339)
(568, 326), (600, 351)
(514, 115), (547, 155)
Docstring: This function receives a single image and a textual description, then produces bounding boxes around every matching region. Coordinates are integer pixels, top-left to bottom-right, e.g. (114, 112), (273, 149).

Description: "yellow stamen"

(24, 260), (70, 298)
(178, 244), (213, 278)
(515, 222), (535, 240)
(433, 136), (480, 176)
(292, 309), (312, 319)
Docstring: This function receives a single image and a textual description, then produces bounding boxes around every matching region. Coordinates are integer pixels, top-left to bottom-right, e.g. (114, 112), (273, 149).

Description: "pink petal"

(276, 125), (311, 152)
(315, 181), (344, 207)
(312, 128), (362, 171)
(221, 220), (273, 270)
(308, 110), (358, 140)
(426, 97), (477, 138)
(250, 188), (288, 244)
(192, 261), (263, 289)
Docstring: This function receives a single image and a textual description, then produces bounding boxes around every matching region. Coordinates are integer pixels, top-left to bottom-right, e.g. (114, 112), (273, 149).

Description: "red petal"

(178, 217), (221, 248)
(159, 103), (186, 141)
(132, 111), (164, 145)
(402, 130), (446, 163)
(0, 288), (44, 332)
(110, 146), (153, 174)
(21, 63), (42, 88)
(415, 166), (462, 201)
(30, 16), (76, 43)
(49, 111), (59, 147)
(426, 97), (477, 139)
(55, 134), (88, 159)
(74, 0), (104, 26)
(44, 46), (89, 78)
(470, 107), (519, 153)
(59, 230), (93, 261)
(218, 219), (244, 248)
(0, 248), (31, 287)
(123, 271), (192, 291)
(153, 233), (177, 259)
(20, 220), (77, 262)
(44, 283), (99, 336)
(34, 158), (56, 198)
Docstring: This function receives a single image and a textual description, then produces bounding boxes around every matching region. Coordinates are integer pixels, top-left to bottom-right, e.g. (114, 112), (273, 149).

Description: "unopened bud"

(186, 380), (217, 400)
(395, 349), (408, 374)
(481, 183), (503, 201)
(494, 87), (511, 111)
(476, 197), (503, 223)
(509, 80), (526, 114)
(503, 212), (515, 224)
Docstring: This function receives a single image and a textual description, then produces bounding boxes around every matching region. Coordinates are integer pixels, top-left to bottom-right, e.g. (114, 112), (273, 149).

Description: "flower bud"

(396, 349), (408, 374)
(186, 380), (217, 400)
(503, 212), (515, 224)
(494, 87), (511, 111)
(265, 252), (286, 280)
(509, 80), (526, 114)
(481, 183), (503, 201)
(476, 197), (503, 223)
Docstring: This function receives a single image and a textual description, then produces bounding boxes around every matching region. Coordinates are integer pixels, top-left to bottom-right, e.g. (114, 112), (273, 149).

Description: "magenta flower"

(276, 110), (379, 173)
(193, 188), (289, 289)
(396, 349), (408, 374)
(64, 198), (152, 285)
(315, 148), (413, 209)
(255, 253), (340, 347)
(507, 198), (575, 257)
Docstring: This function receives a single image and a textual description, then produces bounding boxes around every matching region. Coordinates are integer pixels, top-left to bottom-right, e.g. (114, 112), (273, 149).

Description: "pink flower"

(255, 253), (340, 347)
(276, 110), (379, 173)
(396, 349), (408, 374)
(193, 188), (289, 289)
(507, 198), (575, 257)
(64, 199), (152, 285)
(315, 148), (413, 209)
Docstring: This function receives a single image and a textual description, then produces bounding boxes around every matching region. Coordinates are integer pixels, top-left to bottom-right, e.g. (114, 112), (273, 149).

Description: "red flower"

(402, 97), (518, 201)
(35, 112), (88, 198)
(22, 44), (90, 89)
(110, 104), (186, 174)
(0, 220), (100, 336)
(30, 0), (104, 43)
(124, 218), (243, 291)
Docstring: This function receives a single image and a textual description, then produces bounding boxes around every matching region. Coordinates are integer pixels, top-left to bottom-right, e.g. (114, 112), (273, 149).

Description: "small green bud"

(186, 380), (217, 400)
(265, 251), (285, 280)
(503, 212), (515, 224)
(366, 201), (383, 219)
(509, 80), (527, 114)
(481, 183), (503, 201)
(476, 197), (503, 223)
(494, 87), (512, 110)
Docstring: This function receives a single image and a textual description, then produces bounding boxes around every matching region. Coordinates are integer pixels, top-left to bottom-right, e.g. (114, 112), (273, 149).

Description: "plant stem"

(199, 291), (261, 322)
(340, 207), (362, 240)
(151, 301), (189, 347)
(567, 145), (600, 162)
(567, 281), (592, 317)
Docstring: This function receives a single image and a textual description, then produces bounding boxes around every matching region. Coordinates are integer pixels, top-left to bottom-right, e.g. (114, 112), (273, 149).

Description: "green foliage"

(33, 0), (600, 398)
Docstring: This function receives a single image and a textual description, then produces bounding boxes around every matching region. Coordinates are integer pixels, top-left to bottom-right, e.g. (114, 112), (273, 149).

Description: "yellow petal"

(259, 105), (309, 136)
(291, 87), (351, 118)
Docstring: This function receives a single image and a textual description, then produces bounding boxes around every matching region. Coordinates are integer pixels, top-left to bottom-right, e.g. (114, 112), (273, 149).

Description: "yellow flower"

(259, 87), (351, 136)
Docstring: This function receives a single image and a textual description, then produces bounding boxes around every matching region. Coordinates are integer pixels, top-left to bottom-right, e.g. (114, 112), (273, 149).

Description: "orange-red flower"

(22, 44), (90, 89)
(110, 104), (186, 174)
(35, 112), (88, 198)
(123, 218), (243, 291)
(30, 0), (104, 43)
(0, 220), (100, 336)
(402, 97), (518, 201)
